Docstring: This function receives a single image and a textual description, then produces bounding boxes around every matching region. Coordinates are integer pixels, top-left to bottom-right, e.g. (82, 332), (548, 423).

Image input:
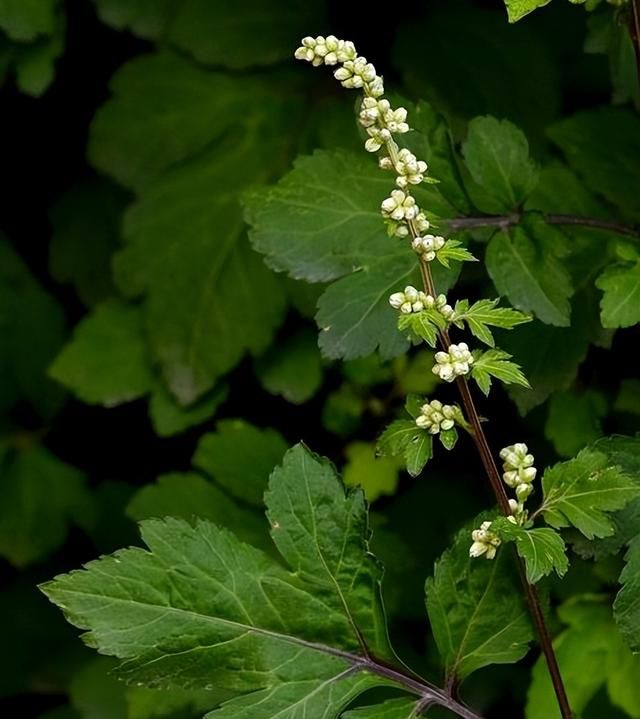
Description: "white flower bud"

(469, 521), (501, 560)
(432, 343), (474, 382)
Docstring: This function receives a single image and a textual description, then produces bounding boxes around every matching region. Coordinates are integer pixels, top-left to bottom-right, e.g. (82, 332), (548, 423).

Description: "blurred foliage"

(0, 0), (639, 718)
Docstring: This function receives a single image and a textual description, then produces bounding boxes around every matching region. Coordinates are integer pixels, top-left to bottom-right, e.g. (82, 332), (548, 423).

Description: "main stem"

(418, 256), (573, 719)
(384, 136), (573, 718)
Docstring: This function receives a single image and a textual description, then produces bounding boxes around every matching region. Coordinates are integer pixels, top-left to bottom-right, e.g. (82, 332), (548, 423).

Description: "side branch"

(444, 213), (639, 238)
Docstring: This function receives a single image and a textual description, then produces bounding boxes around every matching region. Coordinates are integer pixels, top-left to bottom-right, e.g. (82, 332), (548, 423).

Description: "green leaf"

(193, 420), (288, 508)
(585, 8), (640, 109)
(49, 301), (153, 407)
(492, 518), (568, 584)
(399, 100), (472, 215)
(92, 0), (324, 70)
(49, 180), (125, 306)
(462, 116), (538, 213)
(453, 298), (531, 347)
(397, 310), (441, 348)
(548, 108), (640, 222)
(0, 444), (91, 567)
(435, 239), (477, 268)
(596, 261), (640, 328)
(42, 444), (405, 717)
(540, 448), (640, 539)
(343, 698), (419, 719)
(485, 214), (573, 326)
(425, 521), (533, 682)
(526, 598), (636, 719)
(616, 534), (640, 653)
(439, 427), (458, 451)
(254, 328), (323, 404)
(545, 390), (607, 458)
(504, 0), (552, 22)
(572, 437), (640, 561)
(0, 0), (60, 41)
(0, 235), (66, 417)
(499, 302), (593, 414)
(2, 10), (64, 96)
(343, 442), (402, 502)
(89, 52), (289, 190)
(90, 54), (306, 403)
(115, 140), (288, 405)
(126, 472), (268, 549)
(246, 149), (459, 361)
(471, 349), (530, 396)
(148, 382), (228, 438)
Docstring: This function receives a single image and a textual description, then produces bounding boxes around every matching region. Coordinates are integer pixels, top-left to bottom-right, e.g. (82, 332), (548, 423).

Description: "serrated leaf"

(548, 107), (640, 222)
(126, 472), (267, 549)
(425, 521), (533, 682)
(90, 53), (305, 403)
(454, 298), (531, 347)
(397, 310), (440, 348)
(92, 0), (324, 70)
(193, 420), (288, 508)
(573, 437), (640, 561)
(42, 444), (408, 718)
(504, 0), (552, 23)
(486, 214), (573, 326)
(376, 419), (432, 479)
(492, 518), (568, 584)
(377, 419), (418, 456)
(89, 53), (288, 190)
(0, 444), (91, 567)
(616, 533), (640, 653)
(471, 348), (530, 396)
(462, 116), (538, 213)
(540, 448), (640, 539)
(254, 328), (323, 405)
(114, 135), (289, 404)
(435, 239), (477, 268)
(343, 442), (402, 502)
(596, 261), (640, 328)
(246, 149), (459, 362)
(49, 301), (154, 407)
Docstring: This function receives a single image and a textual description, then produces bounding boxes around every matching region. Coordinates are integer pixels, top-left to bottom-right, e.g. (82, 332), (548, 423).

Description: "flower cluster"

(412, 234), (446, 262)
(469, 521), (501, 560)
(381, 190), (419, 221)
(388, 286), (429, 314)
(294, 35), (356, 67)
(500, 443), (537, 521)
(379, 148), (427, 188)
(389, 289), (454, 320)
(415, 400), (458, 434)
(432, 343), (474, 382)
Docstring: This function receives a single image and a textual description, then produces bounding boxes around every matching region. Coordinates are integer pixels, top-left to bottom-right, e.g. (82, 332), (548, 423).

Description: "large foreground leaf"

(42, 445), (411, 717)
(425, 521), (533, 683)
